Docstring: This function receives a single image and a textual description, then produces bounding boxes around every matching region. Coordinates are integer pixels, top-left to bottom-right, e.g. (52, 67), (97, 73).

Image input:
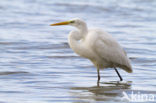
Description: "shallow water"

(0, 0), (156, 103)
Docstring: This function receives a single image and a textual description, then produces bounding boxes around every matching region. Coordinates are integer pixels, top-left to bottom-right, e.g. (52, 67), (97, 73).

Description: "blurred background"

(0, 0), (156, 103)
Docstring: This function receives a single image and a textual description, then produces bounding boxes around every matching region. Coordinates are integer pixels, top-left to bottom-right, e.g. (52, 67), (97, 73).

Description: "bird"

(50, 18), (132, 83)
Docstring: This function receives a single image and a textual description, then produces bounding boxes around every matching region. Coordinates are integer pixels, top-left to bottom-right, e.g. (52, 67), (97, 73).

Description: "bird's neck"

(68, 25), (89, 58)
(77, 25), (88, 38)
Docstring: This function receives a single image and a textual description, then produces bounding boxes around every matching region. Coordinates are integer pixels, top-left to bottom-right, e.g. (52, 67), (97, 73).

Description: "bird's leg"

(97, 67), (100, 83)
(114, 67), (123, 81)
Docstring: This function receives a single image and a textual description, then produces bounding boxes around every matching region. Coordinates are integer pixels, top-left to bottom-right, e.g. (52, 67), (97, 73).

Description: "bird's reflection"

(70, 81), (132, 102)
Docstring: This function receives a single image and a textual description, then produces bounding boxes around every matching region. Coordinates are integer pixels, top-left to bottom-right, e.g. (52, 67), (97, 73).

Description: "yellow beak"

(50, 21), (70, 26)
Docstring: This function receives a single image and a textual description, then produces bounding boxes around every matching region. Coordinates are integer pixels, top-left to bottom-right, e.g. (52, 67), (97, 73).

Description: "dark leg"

(114, 67), (123, 81)
(97, 68), (100, 87)
(97, 68), (100, 83)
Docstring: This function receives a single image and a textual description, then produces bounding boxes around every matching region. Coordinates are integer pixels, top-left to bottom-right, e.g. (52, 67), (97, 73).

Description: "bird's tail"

(120, 59), (133, 73)
(122, 65), (133, 73)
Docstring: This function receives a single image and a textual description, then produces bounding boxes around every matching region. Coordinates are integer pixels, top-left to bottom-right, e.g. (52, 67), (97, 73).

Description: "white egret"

(50, 18), (132, 82)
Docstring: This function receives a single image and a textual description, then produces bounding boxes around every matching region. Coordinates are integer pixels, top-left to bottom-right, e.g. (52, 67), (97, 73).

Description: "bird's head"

(50, 18), (86, 29)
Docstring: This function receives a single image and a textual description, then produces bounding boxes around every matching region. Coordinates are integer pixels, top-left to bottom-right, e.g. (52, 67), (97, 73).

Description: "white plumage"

(51, 18), (132, 82)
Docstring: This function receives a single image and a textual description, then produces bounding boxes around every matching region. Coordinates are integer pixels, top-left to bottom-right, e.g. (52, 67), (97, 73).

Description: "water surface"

(0, 0), (156, 102)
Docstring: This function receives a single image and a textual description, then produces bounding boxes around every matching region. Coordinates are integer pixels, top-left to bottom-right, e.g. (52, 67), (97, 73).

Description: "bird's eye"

(70, 20), (75, 23)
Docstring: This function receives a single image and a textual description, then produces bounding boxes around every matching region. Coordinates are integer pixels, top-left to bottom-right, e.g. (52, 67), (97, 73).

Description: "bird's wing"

(91, 30), (132, 72)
